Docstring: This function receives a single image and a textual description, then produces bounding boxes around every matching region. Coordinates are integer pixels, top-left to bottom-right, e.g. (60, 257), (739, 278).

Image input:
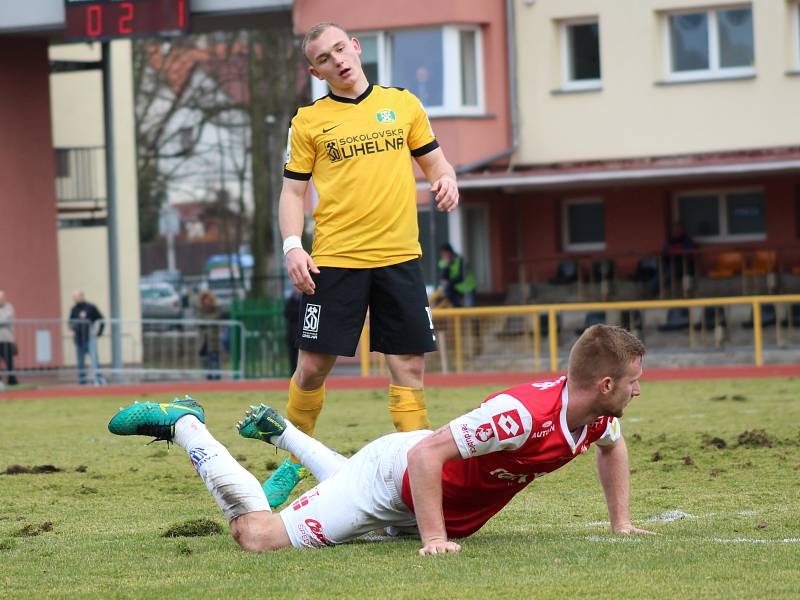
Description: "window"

(311, 26), (484, 116)
(665, 6), (755, 81)
(561, 19), (601, 90)
(562, 198), (605, 251)
(675, 189), (765, 242)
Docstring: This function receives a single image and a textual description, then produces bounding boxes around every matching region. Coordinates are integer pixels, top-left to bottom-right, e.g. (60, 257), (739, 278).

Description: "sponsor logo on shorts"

(460, 423), (477, 455)
(296, 523), (312, 547)
(188, 447), (215, 469)
(291, 489), (320, 511)
(302, 304), (321, 340)
(305, 518), (332, 546)
(425, 307), (436, 342)
(492, 409), (524, 441)
(475, 423), (495, 443)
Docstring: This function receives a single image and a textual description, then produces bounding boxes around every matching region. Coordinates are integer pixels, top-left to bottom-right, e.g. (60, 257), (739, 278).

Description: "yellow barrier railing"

(358, 294), (800, 375)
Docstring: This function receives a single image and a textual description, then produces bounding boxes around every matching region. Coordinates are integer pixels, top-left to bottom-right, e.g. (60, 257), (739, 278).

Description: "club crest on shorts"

(302, 304), (321, 339)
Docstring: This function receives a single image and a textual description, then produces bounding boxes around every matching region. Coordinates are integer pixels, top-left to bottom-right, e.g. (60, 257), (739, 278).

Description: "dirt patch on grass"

(736, 429), (772, 448)
(3, 465), (63, 475)
(701, 435), (727, 449)
(162, 518), (223, 538)
(14, 522), (54, 537)
(709, 394), (749, 402)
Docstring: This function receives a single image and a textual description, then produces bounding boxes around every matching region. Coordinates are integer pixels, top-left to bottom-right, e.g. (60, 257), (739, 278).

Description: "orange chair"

(743, 250), (777, 276)
(707, 251), (744, 278)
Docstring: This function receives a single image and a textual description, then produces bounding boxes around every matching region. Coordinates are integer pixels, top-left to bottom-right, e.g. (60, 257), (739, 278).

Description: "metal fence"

(357, 294), (800, 376)
(0, 318), (246, 388)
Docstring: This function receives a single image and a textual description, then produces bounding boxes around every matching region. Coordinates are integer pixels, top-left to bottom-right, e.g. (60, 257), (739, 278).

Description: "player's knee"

(230, 513), (287, 553)
(232, 528), (278, 553)
(295, 352), (335, 389)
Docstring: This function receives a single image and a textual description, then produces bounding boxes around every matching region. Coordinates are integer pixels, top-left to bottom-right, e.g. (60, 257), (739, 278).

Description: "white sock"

(272, 420), (347, 482)
(173, 416), (269, 520)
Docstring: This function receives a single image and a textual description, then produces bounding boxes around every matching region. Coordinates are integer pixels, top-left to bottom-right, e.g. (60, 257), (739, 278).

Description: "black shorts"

(295, 258), (437, 357)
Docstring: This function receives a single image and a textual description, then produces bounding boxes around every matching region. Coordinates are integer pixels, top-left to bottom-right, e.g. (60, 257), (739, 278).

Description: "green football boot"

(236, 404), (308, 508)
(108, 395), (205, 441)
(261, 458), (308, 509)
(236, 403), (288, 443)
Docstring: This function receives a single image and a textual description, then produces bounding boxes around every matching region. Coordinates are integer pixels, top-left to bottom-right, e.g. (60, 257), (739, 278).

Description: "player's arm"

(414, 148), (459, 213)
(279, 177), (319, 295)
(595, 436), (657, 535)
(406, 425), (463, 556)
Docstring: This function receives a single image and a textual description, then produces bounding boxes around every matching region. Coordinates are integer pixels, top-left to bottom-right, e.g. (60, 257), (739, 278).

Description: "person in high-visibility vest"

(438, 244), (476, 307)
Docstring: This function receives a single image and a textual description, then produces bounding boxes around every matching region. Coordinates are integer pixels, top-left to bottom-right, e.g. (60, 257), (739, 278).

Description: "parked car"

(140, 282), (183, 324)
(142, 270), (189, 308)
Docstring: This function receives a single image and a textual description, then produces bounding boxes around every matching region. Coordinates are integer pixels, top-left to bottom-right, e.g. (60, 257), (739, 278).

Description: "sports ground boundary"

(1, 364), (799, 400)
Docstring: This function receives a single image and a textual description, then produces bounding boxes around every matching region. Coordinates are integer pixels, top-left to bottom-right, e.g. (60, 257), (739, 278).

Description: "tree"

(247, 28), (305, 298)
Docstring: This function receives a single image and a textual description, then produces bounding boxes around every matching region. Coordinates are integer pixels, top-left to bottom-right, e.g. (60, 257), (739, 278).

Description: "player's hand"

(431, 175), (459, 213)
(285, 248), (319, 295)
(418, 539), (462, 556)
(612, 522), (658, 535)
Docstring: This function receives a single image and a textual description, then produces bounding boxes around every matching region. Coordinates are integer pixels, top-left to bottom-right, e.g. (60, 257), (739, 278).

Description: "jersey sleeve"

(283, 112), (314, 181)
(406, 92), (439, 157)
(448, 393), (534, 458)
(594, 417), (622, 447)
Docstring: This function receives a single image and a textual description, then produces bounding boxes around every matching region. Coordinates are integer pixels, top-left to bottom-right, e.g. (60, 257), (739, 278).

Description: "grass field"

(1, 377), (799, 599)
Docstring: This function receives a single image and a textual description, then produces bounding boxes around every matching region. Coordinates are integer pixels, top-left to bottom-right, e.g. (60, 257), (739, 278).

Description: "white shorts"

(279, 430), (430, 548)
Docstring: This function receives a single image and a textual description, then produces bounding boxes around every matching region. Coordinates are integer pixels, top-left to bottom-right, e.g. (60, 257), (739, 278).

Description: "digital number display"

(64, 0), (189, 42)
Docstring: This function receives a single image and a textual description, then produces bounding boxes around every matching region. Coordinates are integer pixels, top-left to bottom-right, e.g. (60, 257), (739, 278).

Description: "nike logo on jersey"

(322, 124), (342, 133)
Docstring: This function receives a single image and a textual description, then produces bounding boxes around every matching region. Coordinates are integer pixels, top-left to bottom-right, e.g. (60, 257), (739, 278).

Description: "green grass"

(0, 378), (799, 599)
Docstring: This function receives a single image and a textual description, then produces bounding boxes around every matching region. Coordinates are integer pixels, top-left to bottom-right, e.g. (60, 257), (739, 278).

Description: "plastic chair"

(658, 308), (690, 331)
(549, 260), (578, 285)
(742, 304), (777, 329)
(575, 311), (606, 336)
(743, 250), (777, 276)
(707, 252), (744, 278)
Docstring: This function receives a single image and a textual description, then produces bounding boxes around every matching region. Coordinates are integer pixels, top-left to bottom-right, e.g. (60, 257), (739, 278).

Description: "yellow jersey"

(284, 84), (438, 268)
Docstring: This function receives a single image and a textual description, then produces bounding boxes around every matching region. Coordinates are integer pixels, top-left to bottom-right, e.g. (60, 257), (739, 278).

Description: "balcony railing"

(54, 146), (107, 227)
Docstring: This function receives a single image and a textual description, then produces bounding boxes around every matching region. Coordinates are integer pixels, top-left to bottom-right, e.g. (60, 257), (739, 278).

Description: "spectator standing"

(69, 291), (105, 385)
(197, 291), (223, 380)
(438, 243), (476, 307)
(660, 222), (696, 296)
(0, 290), (18, 386)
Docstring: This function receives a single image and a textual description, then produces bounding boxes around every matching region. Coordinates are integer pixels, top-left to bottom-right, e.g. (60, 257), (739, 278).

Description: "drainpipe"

(455, 0), (520, 175)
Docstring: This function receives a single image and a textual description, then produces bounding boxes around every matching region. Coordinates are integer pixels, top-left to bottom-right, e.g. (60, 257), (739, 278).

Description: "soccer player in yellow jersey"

(264, 22), (459, 507)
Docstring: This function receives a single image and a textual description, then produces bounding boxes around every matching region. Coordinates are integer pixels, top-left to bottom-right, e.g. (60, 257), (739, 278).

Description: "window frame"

(560, 17), (602, 91)
(310, 25), (485, 117)
(662, 5), (756, 82)
(672, 187), (766, 243)
(794, 1), (800, 71)
(562, 197), (606, 252)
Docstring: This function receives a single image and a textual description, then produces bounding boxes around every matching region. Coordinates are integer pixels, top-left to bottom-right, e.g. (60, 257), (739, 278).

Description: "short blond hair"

(567, 324), (645, 389)
(302, 22), (350, 64)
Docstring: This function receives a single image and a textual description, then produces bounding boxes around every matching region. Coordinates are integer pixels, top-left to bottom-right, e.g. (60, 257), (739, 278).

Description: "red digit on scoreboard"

(119, 3), (134, 34)
(178, 0), (186, 28)
(87, 5), (102, 37)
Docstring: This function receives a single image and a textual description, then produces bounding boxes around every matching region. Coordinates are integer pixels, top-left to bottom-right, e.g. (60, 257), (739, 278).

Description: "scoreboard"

(64, 0), (190, 42)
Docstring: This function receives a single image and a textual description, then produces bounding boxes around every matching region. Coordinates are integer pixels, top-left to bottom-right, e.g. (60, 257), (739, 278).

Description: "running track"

(2, 364), (799, 400)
